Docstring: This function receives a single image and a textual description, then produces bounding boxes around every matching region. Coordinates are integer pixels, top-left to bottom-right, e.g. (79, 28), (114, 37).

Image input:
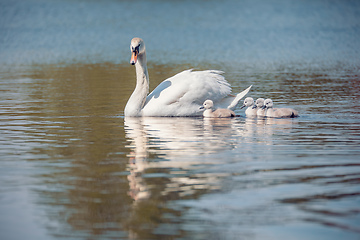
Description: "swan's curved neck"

(125, 53), (149, 117)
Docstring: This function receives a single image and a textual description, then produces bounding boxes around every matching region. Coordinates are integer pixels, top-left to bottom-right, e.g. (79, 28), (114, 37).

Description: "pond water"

(0, 0), (360, 239)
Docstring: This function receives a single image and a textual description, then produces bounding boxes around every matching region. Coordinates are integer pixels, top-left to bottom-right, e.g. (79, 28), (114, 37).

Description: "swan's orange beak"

(130, 50), (138, 65)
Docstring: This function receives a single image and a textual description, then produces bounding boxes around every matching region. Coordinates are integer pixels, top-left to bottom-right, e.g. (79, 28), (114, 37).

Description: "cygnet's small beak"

(199, 106), (205, 111)
(261, 105), (266, 109)
(130, 50), (138, 65)
(252, 104), (257, 109)
(240, 104), (246, 109)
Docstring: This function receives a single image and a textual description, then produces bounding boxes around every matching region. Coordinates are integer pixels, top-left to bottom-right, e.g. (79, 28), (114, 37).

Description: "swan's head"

(240, 97), (254, 109)
(130, 37), (146, 65)
(255, 98), (265, 108)
(263, 99), (273, 109)
(199, 100), (214, 110)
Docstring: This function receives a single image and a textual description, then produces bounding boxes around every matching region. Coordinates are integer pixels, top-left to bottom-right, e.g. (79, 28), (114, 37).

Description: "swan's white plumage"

(142, 69), (232, 116)
(125, 37), (251, 117)
(227, 85), (252, 110)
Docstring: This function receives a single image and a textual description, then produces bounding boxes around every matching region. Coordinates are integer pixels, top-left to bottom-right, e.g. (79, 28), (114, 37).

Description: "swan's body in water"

(200, 100), (235, 118)
(124, 37), (252, 117)
(263, 99), (299, 118)
(240, 97), (257, 117)
(255, 98), (266, 117)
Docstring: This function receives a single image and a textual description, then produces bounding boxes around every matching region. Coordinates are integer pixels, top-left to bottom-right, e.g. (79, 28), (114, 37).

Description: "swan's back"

(142, 70), (232, 116)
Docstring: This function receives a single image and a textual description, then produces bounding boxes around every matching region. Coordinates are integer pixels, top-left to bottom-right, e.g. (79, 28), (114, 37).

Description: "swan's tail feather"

(227, 85), (252, 110)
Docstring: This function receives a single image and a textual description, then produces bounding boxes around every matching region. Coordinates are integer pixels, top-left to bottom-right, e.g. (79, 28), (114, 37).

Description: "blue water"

(1, 0), (359, 67)
(0, 0), (360, 240)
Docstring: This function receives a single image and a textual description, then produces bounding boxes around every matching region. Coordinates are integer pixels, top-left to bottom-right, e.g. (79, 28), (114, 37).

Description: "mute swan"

(263, 99), (299, 118)
(240, 97), (257, 117)
(200, 100), (235, 118)
(124, 37), (252, 117)
(255, 98), (266, 117)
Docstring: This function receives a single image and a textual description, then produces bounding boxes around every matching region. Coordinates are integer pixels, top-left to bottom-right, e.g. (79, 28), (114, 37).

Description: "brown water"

(1, 0), (360, 239)
(0, 63), (359, 240)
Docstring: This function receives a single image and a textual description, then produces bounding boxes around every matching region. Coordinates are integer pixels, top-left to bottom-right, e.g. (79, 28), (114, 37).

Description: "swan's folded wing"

(143, 70), (232, 116)
(185, 70), (231, 102)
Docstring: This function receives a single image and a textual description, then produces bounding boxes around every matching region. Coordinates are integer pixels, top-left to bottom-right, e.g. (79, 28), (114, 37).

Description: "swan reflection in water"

(124, 116), (298, 201)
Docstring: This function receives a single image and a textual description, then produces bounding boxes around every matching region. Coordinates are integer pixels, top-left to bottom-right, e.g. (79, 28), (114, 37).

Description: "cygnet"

(200, 100), (236, 118)
(263, 99), (299, 118)
(240, 97), (257, 117)
(255, 98), (266, 117)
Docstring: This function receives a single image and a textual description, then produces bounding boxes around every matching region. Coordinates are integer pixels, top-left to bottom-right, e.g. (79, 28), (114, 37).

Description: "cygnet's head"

(130, 37), (146, 65)
(241, 97), (254, 109)
(263, 99), (274, 109)
(255, 98), (265, 108)
(200, 100), (214, 110)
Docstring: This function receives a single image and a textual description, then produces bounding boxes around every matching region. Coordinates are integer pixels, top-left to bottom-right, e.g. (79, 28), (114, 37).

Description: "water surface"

(1, 0), (360, 239)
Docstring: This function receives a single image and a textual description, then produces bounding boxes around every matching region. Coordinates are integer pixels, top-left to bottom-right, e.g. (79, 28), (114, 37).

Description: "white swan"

(263, 99), (299, 118)
(200, 100), (236, 118)
(255, 98), (266, 117)
(124, 37), (252, 117)
(240, 97), (257, 117)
